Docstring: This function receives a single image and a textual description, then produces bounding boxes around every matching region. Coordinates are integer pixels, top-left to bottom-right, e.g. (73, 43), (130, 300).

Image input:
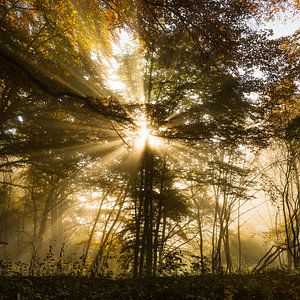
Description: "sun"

(135, 120), (148, 148)
(134, 119), (163, 150)
(91, 27), (163, 152)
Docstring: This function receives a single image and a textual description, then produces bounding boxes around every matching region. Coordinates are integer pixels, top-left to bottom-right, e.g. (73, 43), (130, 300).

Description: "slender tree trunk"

(144, 145), (154, 277)
(133, 169), (143, 278)
(50, 196), (63, 253)
(31, 181), (38, 254)
(84, 189), (111, 264)
(153, 158), (166, 276)
(197, 211), (205, 274)
(37, 189), (54, 253)
(139, 159), (146, 277)
(237, 198), (242, 271)
(93, 190), (126, 272)
(158, 207), (167, 270)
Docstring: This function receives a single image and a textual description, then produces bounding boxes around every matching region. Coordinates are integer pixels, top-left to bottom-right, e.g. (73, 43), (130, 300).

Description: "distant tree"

(259, 76), (300, 270)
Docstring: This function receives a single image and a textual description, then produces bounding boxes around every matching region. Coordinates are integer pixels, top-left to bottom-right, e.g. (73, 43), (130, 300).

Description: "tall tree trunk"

(133, 169), (143, 278)
(84, 188), (111, 264)
(237, 198), (242, 271)
(158, 208), (167, 270)
(50, 196), (63, 253)
(153, 158), (166, 276)
(93, 190), (126, 273)
(196, 209), (205, 274)
(37, 189), (54, 253)
(144, 145), (154, 277)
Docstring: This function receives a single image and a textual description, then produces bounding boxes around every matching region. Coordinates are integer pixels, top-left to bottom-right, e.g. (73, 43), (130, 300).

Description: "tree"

(259, 75), (300, 270)
(0, 0), (293, 278)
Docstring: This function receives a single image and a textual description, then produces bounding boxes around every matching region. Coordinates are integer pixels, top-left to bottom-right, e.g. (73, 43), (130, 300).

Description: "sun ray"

(19, 139), (124, 162)
(30, 117), (118, 134)
(98, 144), (130, 168)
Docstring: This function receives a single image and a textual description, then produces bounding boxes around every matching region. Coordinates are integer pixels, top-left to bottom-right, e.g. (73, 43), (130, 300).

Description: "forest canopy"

(0, 0), (299, 279)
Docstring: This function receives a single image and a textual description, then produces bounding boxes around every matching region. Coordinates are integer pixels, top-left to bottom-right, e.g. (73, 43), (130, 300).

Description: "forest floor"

(1, 271), (300, 299)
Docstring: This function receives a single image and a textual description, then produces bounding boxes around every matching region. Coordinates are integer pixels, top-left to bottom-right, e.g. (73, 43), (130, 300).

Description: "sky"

(261, 11), (300, 38)
(266, 19), (299, 38)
